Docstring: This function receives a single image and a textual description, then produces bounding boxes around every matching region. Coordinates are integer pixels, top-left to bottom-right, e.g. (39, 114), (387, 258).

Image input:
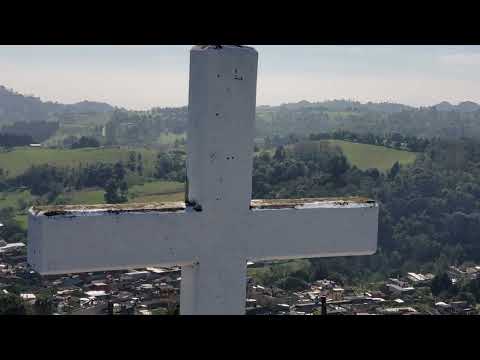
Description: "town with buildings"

(1, 241), (479, 315)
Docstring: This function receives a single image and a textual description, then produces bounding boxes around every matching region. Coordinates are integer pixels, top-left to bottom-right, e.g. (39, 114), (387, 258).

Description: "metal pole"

(321, 296), (327, 316)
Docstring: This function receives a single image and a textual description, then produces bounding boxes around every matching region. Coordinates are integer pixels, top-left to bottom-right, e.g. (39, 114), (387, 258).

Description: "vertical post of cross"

(186, 45), (258, 215)
(181, 45), (258, 315)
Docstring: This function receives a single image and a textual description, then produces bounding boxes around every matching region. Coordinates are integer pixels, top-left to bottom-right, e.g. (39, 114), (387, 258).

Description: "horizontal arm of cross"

(245, 198), (378, 261)
(28, 203), (202, 275)
(28, 197), (378, 276)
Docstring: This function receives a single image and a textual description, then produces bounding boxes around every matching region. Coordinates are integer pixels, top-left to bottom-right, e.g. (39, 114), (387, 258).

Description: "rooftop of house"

(386, 283), (415, 291)
(20, 293), (36, 300)
(30, 197), (377, 217)
(0, 242), (26, 253)
(85, 290), (107, 297)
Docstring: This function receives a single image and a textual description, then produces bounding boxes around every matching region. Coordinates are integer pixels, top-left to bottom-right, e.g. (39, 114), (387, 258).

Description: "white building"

(20, 293), (36, 304)
(84, 290), (107, 298)
(380, 307), (417, 315)
(146, 267), (169, 274)
(386, 283), (415, 295)
(138, 309), (152, 315)
(121, 271), (150, 281)
(0, 242), (26, 254)
(407, 272), (427, 283)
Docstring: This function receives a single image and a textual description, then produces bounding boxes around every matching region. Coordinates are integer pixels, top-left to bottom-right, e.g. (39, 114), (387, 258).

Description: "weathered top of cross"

(27, 45), (378, 315)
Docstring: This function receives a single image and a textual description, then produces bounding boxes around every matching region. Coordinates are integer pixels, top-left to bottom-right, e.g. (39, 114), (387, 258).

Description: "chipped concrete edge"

(30, 197), (377, 217)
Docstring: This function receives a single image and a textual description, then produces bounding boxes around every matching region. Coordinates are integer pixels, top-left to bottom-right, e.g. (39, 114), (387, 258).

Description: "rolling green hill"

(0, 181), (184, 209)
(0, 146), (159, 177)
(156, 132), (185, 146)
(68, 181), (185, 205)
(1, 180), (185, 231)
(324, 140), (417, 171)
(273, 140), (417, 172)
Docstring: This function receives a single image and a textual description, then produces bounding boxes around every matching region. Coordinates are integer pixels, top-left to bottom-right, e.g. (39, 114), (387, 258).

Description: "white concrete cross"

(27, 45), (378, 315)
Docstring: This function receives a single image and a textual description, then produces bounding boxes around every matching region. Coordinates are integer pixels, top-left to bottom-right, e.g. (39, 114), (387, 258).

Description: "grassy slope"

(1, 141), (415, 231)
(156, 132), (185, 146)
(0, 140), (416, 178)
(68, 181), (185, 205)
(247, 259), (311, 285)
(0, 189), (33, 209)
(0, 147), (158, 177)
(266, 140), (416, 172)
(1, 181), (185, 231)
(324, 140), (417, 172)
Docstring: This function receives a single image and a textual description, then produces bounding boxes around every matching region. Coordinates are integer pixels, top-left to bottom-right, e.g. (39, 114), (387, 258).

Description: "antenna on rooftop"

(107, 300), (114, 315)
(321, 296), (327, 316)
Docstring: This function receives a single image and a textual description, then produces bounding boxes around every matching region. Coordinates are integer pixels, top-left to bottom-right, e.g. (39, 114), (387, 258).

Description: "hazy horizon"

(1, 45), (480, 111)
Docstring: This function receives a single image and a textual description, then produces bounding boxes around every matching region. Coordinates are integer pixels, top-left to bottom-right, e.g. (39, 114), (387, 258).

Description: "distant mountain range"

(0, 85), (115, 125)
(1, 85), (479, 126)
(280, 99), (480, 114)
(60, 100), (115, 114)
(433, 101), (480, 113)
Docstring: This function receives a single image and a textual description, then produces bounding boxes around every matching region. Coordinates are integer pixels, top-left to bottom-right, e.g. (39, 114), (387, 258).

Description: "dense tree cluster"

(104, 108), (187, 146)
(263, 130), (430, 153)
(1, 121), (59, 143)
(309, 130), (431, 152)
(429, 272), (480, 304)
(0, 290), (56, 315)
(10, 161), (131, 204)
(127, 151), (143, 175)
(0, 133), (34, 148)
(70, 136), (100, 149)
(0, 293), (27, 315)
(154, 150), (186, 182)
(255, 103), (480, 141)
(252, 137), (480, 294)
(1, 148), (182, 211)
(253, 142), (368, 199)
(0, 207), (26, 243)
(103, 162), (128, 204)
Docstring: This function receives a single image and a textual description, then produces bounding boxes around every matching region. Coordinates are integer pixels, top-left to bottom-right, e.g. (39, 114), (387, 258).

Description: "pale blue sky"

(1, 45), (480, 110)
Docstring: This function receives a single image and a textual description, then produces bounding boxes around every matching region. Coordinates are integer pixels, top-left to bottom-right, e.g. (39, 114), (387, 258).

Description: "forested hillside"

(251, 137), (480, 294)
(255, 101), (480, 139)
(0, 86), (114, 126)
(2, 85), (480, 305)
(3, 85), (480, 148)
